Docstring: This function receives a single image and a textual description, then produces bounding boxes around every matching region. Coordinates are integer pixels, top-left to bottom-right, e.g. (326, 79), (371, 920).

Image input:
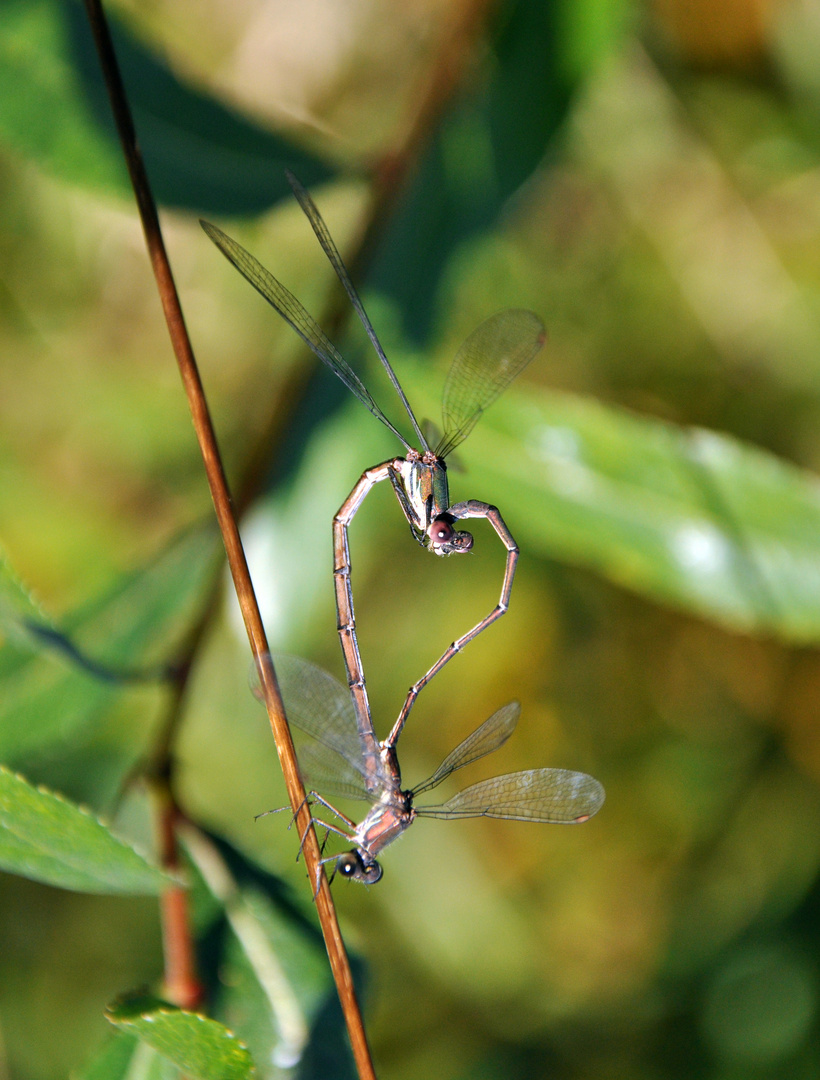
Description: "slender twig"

(152, 779), (203, 1009)
(81, 3), (377, 1076)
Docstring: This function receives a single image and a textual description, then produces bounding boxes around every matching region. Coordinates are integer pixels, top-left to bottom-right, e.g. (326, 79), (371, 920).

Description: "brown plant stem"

(82, 3), (377, 1076)
(152, 779), (203, 1010)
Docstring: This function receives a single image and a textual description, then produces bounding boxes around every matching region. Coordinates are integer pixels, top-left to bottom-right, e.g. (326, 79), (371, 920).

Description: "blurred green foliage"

(3, 0), (820, 1078)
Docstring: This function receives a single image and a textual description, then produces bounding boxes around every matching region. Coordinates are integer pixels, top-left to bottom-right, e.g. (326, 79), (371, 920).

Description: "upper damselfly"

(204, 175), (545, 746)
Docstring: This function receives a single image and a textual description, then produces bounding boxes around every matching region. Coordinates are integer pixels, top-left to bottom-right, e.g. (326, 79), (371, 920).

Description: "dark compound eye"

(334, 852), (382, 883)
(363, 861), (383, 884)
(336, 854), (359, 877)
(451, 530), (473, 552)
(428, 519), (453, 546)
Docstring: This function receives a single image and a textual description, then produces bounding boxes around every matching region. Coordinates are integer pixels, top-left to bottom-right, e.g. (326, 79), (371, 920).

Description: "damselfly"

(205, 176), (545, 746)
(255, 655), (604, 889)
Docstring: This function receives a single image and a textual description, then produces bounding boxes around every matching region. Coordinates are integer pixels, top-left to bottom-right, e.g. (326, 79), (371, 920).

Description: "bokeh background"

(4, 0), (820, 1077)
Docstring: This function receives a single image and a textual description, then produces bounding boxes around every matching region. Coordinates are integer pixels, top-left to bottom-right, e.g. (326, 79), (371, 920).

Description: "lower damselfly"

(254, 654), (604, 890)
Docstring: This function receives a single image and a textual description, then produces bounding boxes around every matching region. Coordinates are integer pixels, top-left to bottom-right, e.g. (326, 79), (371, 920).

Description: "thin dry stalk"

(82, 2), (376, 1076)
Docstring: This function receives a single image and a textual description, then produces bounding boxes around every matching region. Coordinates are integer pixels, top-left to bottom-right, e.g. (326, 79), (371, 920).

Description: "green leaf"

(0, 766), (172, 894)
(0, 0), (334, 213)
(0, 547), (54, 630)
(462, 385), (820, 642)
(66, 1), (337, 214)
(72, 1031), (183, 1080)
(0, 0), (126, 194)
(107, 995), (255, 1080)
(0, 523), (221, 763)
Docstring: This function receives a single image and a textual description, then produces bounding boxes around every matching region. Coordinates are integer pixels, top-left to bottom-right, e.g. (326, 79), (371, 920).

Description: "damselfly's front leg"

(294, 792), (358, 857)
(385, 500), (519, 748)
(333, 460), (395, 782)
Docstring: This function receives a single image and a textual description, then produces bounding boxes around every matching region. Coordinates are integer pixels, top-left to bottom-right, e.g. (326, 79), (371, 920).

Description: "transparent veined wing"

(201, 220), (411, 451)
(411, 702), (520, 796)
(417, 768), (605, 823)
(436, 309), (545, 459)
(250, 654), (383, 788)
(285, 171), (428, 451)
(294, 737), (371, 802)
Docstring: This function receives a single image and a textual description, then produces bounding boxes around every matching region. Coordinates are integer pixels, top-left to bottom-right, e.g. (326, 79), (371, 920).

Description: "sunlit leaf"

(0, 0), (125, 193)
(0, 766), (172, 893)
(106, 994), (255, 1080)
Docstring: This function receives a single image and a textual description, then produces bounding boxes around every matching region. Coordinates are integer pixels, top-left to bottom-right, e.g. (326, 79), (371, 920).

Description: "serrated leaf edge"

(106, 1004), (256, 1074)
(0, 765), (177, 886)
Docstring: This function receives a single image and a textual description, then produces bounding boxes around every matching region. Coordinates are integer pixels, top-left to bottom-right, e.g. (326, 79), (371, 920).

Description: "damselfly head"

(428, 518), (473, 556)
(335, 851), (383, 885)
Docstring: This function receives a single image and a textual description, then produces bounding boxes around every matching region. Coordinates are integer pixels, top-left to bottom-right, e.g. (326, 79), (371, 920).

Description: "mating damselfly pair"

(205, 175), (604, 886)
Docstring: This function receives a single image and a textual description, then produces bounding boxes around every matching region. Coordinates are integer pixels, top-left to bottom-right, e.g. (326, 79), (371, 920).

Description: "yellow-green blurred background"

(4, 0), (820, 1077)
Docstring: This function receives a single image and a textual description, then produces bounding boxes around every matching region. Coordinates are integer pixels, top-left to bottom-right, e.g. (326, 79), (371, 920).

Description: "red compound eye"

(428, 520), (453, 546)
